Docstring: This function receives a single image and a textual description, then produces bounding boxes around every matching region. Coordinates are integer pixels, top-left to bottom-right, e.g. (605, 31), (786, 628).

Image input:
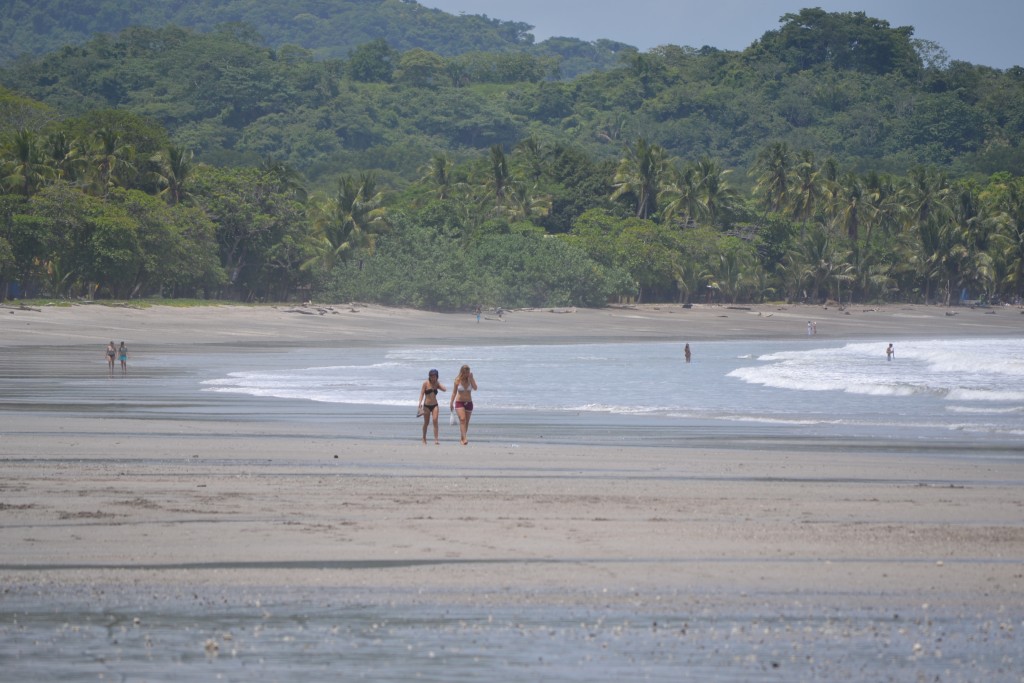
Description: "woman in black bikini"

(417, 369), (447, 444)
(449, 364), (477, 445)
(105, 341), (116, 376)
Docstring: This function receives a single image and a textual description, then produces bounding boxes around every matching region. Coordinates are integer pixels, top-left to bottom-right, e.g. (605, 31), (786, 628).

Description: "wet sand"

(1, 302), (1022, 680)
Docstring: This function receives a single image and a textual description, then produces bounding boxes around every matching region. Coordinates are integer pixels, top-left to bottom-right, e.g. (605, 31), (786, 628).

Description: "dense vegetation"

(1, 6), (1023, 309)
(0, 0), (628, 78)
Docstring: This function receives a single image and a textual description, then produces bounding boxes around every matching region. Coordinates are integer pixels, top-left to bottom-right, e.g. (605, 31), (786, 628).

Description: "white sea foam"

(199, 337), (1024, 444)
(947, 405), (1024, 415)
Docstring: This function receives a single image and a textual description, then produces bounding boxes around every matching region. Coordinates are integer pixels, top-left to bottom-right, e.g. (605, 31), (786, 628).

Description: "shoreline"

(2, 301), (1022, 350)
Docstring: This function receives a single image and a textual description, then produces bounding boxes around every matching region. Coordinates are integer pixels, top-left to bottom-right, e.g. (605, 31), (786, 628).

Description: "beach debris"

(946, 311), (958, 316)
(283, 306), (334, 315)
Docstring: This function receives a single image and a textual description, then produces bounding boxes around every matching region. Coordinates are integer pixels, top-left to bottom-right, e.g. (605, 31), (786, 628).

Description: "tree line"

(3, 116), (1023, 307)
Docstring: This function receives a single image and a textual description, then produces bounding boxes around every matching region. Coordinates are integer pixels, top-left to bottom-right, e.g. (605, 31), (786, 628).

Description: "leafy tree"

(111, 188), (225, 298)
(394, 48), (446, 87)
(346, 39), (395, 83)
(753, 8), (921, 76)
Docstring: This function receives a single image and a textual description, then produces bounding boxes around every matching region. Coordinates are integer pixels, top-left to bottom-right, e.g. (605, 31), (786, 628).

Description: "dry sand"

(3, 299), (1023, 348)
(1, 302), (1022, 678)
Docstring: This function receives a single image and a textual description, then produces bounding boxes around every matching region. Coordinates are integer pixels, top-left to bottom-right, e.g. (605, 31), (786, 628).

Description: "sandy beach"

(1, 301), (1022, 680)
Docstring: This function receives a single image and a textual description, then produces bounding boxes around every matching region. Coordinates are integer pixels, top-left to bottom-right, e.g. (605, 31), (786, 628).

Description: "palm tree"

(829, 173), (866, 243)
(710, 247), (758, 303)
(793, 225), (851, 303)
(86, 127), (135, 198)
(611, 138), (671, 220)
(151, 145), (195, 205)
(1, 129), (54, 195)
(694, 156), (739, 226)
(945, 180), (996, 304)
(789, 151), (829, 238)
(514, 135), (549, 182)
(660, 163), (706, 227)
(44, 131), (81, 184)
(306, 173), (388, 270)
(989, 177), (1024, 302)
(486, 144), (513, 208)
(901, 167), (953, 303)
(505, 183), (552, 222)
(418, 154), (454, 201)
(751, 142), (794, 215)
(259, 157), (308, 203)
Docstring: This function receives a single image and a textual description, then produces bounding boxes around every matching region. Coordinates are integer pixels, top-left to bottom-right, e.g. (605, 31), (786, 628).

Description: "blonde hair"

(455, 364), (471, 387)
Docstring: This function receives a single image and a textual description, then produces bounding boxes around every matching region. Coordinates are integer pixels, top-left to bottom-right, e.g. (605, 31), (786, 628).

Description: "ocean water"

(194, 337), (1024, 451)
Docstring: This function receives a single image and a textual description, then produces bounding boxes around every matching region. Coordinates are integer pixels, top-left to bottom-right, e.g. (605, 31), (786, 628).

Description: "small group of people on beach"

(417, 364), (477, 445)
(105, 341), (128, 376)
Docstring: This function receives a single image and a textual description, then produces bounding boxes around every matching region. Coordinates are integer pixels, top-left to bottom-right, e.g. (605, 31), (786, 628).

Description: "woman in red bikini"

(449, 364), (477, 445)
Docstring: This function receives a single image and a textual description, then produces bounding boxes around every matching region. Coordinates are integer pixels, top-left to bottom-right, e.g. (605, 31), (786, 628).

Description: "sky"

(423, 1), (1023, 70)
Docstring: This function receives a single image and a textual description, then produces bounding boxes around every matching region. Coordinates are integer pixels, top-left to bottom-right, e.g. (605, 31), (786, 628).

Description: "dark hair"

(428, 369), (438, 376)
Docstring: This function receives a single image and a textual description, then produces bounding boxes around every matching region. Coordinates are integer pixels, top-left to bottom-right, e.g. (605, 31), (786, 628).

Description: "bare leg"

(421, 412), (429, 443)
(431, 409), (440, 445)
(457, 408), (471, 445)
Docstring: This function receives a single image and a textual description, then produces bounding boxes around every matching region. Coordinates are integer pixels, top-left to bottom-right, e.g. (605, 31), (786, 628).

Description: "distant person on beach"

(886, 343), (894, 361)
(417, 369), (447, 445)
(118, 342), (128, 375)
(105, 341), (116, 376)
(807, 321), (813, 336)
(449, 364), (478, 446)
(684, 343), (691, 363)
(812, 321), (817, 335)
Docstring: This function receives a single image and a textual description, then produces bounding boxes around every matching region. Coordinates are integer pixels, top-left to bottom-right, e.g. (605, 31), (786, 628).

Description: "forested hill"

(0, 0), (628, 77)
(4, 8), (1023, 185)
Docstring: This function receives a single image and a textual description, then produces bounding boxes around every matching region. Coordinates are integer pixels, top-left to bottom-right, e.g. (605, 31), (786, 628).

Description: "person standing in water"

(886, 343), (894, 361)
(118, 341), (128, 375)
(684, 343), (691, 363)
(449, 364), (478, 446)
(105, 341), (116, 376)
(417, 369), (446, 445)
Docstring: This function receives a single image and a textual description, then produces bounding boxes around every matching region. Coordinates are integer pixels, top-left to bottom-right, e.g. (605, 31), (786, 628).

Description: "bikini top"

(424, 388), (437, 396)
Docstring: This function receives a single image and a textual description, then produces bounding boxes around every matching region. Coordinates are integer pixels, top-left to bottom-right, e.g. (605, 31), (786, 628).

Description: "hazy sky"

(423, 1), (1023, 69)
